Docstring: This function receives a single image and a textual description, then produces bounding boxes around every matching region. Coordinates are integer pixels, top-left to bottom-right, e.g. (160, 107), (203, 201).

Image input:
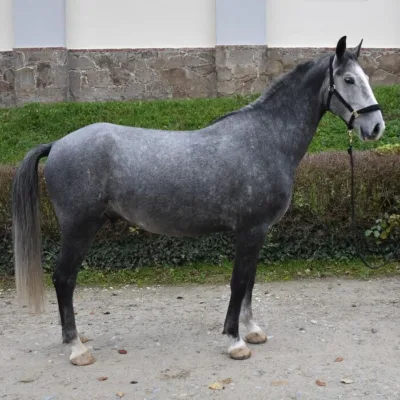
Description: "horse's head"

(326, 36), (385, 141)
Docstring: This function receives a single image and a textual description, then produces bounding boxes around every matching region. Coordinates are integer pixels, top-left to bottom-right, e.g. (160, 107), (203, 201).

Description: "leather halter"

(326, 56), (381, 130)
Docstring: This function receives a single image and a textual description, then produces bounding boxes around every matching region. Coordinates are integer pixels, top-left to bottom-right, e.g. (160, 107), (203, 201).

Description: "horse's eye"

(344, 77), (355, 84)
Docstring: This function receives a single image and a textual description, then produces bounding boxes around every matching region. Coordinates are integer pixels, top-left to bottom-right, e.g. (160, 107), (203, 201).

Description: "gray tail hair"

(12, 143), (53, 314)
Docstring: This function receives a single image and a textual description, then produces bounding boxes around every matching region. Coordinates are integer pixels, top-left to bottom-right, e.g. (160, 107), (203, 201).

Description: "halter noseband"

(326, 55), (381, 130)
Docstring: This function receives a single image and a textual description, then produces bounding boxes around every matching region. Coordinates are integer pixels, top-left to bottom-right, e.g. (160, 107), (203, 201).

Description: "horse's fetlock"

(62, 329), (77, 344)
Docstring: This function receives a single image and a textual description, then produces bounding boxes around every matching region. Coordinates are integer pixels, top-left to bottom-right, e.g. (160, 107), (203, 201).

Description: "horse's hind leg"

(53, 217), (105, 366)
(223, 225), (267, 360)
(240, 281), (268, 344)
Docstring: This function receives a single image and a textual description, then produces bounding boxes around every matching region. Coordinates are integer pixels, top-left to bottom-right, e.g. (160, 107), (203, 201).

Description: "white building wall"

(66, 0), (216, 49)
(0, 0), (13, 51)
(266, 0), (400, 48)
(3, 0), (398, 51)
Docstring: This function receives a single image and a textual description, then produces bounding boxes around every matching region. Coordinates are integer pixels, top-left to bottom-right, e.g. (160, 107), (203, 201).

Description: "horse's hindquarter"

(44, 124), (119, 228)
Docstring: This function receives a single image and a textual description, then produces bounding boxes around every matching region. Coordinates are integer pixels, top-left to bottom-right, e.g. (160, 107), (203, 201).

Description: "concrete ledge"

(0, 47), (399, 107)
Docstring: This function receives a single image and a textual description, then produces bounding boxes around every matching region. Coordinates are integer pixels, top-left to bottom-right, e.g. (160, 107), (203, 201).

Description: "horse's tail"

(12, 143), (53, 314)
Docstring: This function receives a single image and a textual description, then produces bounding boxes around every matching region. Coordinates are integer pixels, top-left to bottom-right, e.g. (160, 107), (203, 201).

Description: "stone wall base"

(1, 46), (399, 107)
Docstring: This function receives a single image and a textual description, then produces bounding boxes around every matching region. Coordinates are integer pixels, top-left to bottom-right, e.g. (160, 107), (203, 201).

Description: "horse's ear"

(353, 39), (363, 59)
(336, 36), (347, 61)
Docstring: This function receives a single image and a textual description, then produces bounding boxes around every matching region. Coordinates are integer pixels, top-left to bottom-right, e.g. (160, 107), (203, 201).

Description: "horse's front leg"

(222, 225), (268, 360)
(240, 285), (268, 344)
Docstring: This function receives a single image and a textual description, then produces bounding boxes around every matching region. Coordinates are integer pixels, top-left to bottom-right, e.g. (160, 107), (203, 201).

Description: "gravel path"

(1, 277), (399, 400)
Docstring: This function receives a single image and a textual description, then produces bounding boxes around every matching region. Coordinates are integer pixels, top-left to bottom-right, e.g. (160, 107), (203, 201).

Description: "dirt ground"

(1, 277), (399, 400)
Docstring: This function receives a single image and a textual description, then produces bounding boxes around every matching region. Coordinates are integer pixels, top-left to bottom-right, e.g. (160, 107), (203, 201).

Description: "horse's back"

(43, 122), (233, 232)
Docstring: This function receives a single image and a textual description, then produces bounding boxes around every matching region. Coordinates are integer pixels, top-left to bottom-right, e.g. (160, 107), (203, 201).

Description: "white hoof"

(245, 330), (268, 344)
(228, 338), (251, 360)
(69, 338), (95, 366)
(70, 350), (95, 366)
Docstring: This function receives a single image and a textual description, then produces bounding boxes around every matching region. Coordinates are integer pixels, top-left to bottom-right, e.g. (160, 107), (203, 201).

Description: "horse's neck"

(258, 59), (329, 165)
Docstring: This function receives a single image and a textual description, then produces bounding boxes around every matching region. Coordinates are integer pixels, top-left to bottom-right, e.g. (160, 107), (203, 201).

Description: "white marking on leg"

(245, 320), (262, 334)
(228, 337), (247, 354)
(70, 337), (88, 361)
(227, 336), (251, 360)
(241, 296), (267, 344)
(240, 299), (262, 334)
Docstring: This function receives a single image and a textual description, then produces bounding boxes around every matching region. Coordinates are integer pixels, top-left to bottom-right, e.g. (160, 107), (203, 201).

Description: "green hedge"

(0, 150), (399, 275)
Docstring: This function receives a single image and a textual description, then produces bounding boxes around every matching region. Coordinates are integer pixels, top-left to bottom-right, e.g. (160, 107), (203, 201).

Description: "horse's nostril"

(373, 123), (381, 135)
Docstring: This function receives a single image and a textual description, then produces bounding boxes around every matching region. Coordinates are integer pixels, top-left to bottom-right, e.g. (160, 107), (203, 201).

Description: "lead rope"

(347, 130), (400, 269)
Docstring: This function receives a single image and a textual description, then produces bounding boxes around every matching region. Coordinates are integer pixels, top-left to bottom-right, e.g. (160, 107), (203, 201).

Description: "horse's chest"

(250, 183), (293, 225)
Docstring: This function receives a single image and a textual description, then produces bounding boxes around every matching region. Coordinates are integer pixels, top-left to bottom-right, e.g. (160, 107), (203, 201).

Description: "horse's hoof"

(229, 346), (251, 360)
(245, 331), (268, 344)
(228, 340), (252, 360)
(70, 351), (95, 366)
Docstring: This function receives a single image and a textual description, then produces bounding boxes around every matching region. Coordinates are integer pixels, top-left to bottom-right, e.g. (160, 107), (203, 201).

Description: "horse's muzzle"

(360, 122), (385, 141)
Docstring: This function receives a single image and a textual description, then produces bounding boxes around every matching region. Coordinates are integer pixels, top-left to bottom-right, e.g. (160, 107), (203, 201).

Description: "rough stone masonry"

(0, 46), (399, 107)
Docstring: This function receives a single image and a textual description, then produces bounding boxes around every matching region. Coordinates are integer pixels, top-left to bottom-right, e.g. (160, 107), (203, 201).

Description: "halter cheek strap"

(326, 56), (381, 130)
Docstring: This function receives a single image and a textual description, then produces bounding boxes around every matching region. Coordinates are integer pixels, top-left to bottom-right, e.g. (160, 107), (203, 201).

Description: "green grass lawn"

(73, 259), (400, 286)
(1, 259), (399, 289)
(0, 85), (399, 164)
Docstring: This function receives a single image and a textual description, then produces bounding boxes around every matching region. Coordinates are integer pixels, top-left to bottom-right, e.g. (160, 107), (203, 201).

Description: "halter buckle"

(352, 110), (359, 119)
(348, 129), (354, 145)
(328, 85), (336, 93)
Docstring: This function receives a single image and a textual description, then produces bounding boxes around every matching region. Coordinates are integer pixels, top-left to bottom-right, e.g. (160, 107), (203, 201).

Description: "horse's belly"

(108, 201), (233, 237)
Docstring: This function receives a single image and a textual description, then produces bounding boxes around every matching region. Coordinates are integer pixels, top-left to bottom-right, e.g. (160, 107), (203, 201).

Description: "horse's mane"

(209, 109), (246, 125)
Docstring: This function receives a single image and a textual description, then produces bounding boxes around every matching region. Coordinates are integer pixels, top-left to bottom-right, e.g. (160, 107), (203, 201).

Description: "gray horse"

(12, 36), (385, 366)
